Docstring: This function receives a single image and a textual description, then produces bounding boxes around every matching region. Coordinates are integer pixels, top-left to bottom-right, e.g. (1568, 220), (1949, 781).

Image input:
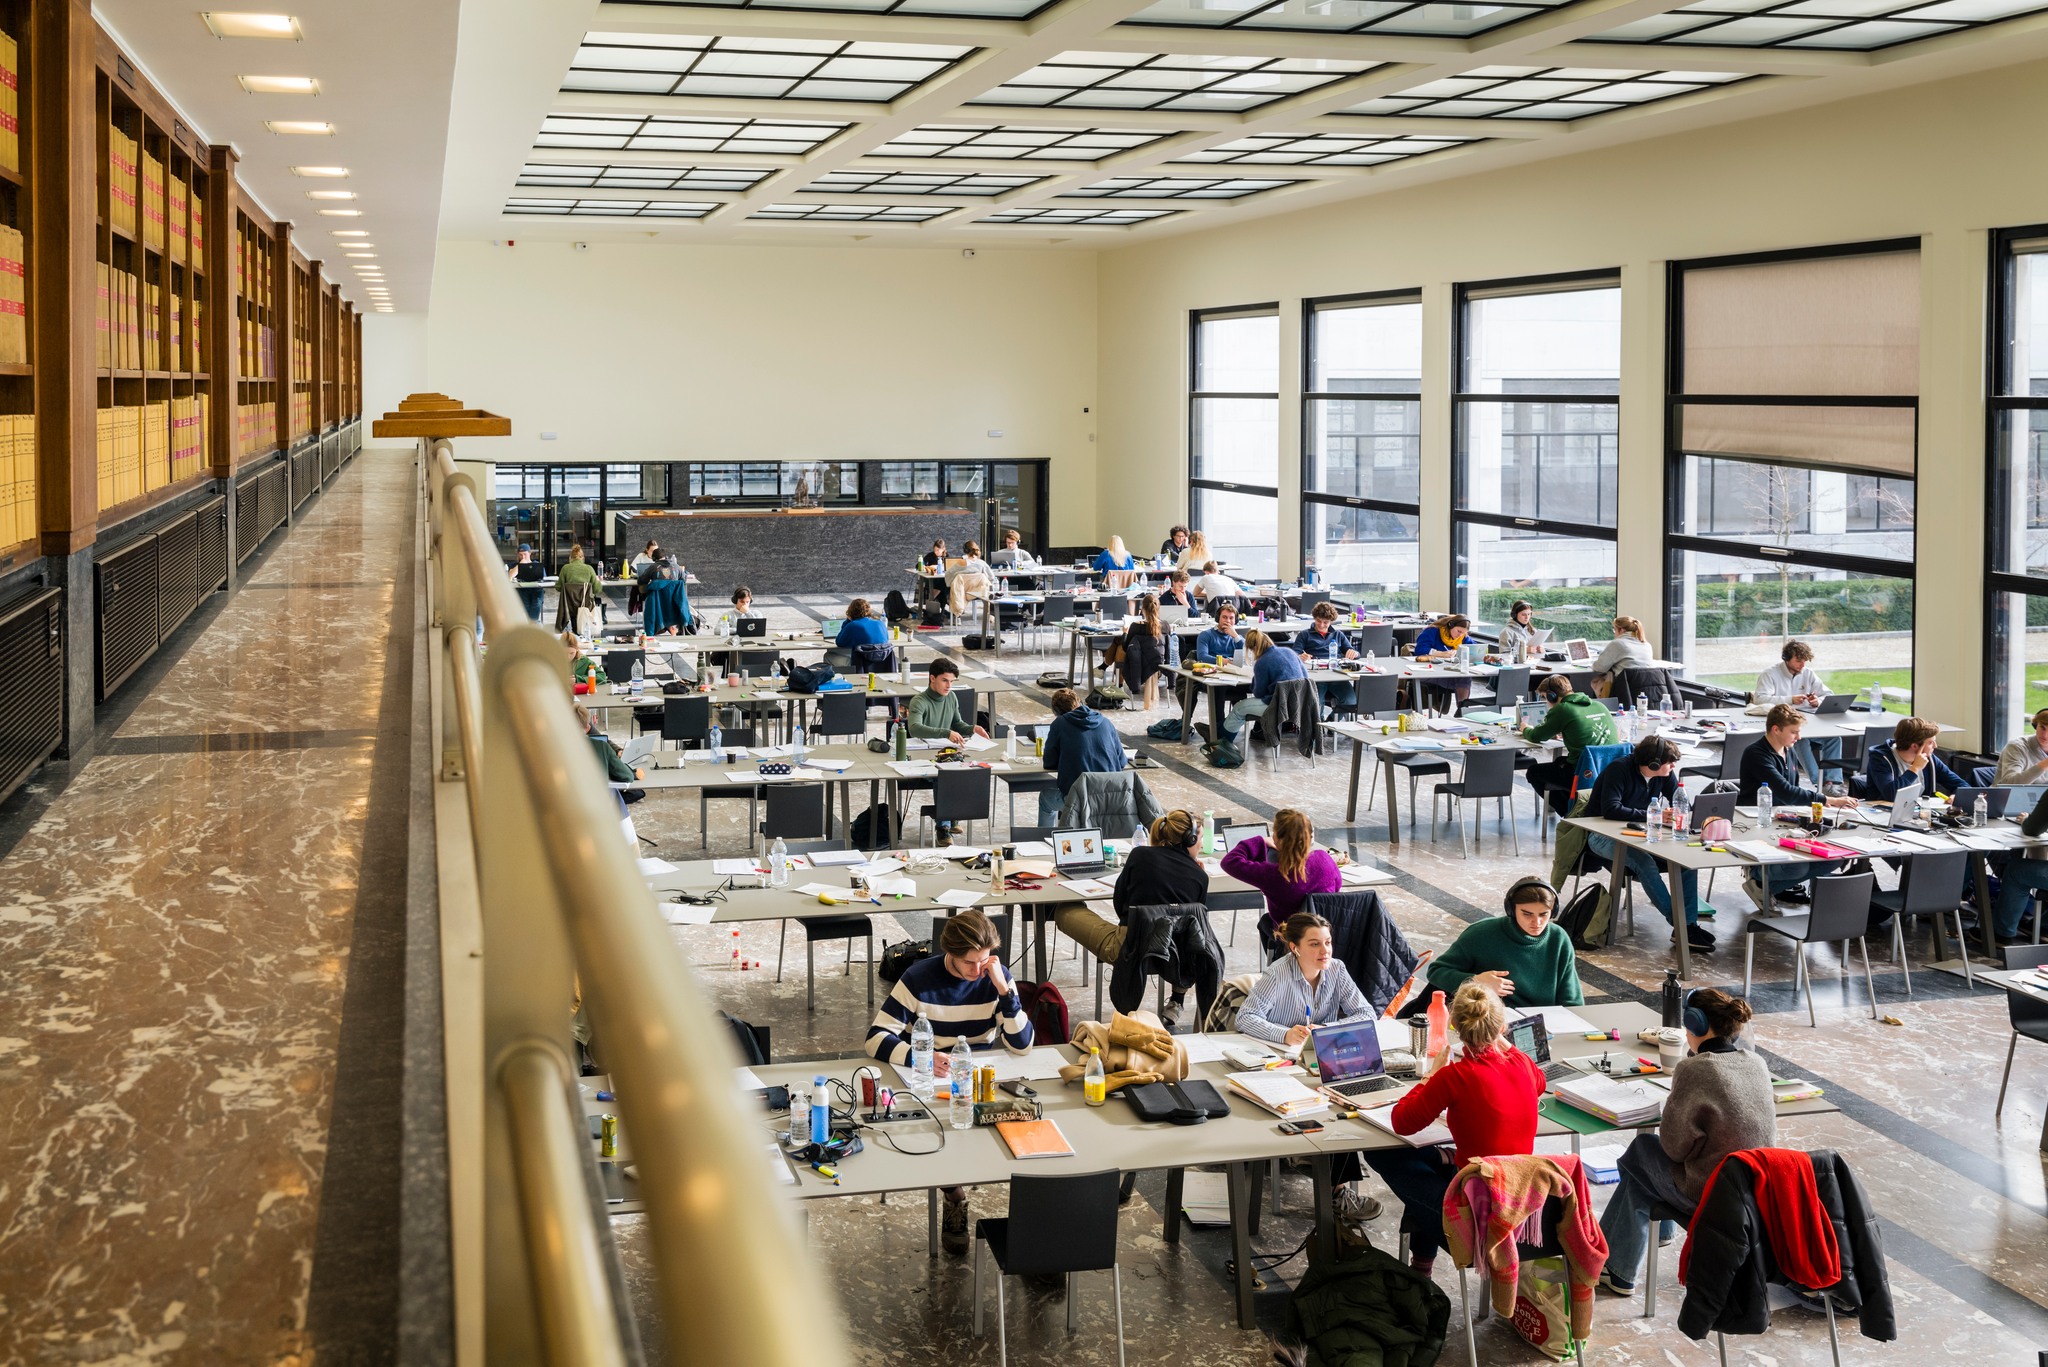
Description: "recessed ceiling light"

(203, 13), (303, 40)
(266, 120), (333, 134)
(344, 251), (375, 258)
(318, 209), (362, 216)
(305, 190), (355, 200)
(330, 229), (367, 236)
(290, 166), (347, 177)
(238, 75), (318, 95)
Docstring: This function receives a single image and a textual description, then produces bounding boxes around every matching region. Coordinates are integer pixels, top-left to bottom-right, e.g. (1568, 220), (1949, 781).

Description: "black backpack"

(884, 589), (912, 624)
(1557, 884), (1604, 950)
(850, 804), (895, 849)
(785, 661), (837, 694)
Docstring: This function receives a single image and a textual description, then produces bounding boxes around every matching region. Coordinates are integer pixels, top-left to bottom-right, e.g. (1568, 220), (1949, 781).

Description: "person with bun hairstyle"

(1220, 808), (1342, 948)
(1426, 876), (1583, 1006)
(1052, 810), (1209, 1014)
(1588, 615), (1654, 690)
(1365, 982), (1545, 1275)
(1597, 987), (1775, 1298)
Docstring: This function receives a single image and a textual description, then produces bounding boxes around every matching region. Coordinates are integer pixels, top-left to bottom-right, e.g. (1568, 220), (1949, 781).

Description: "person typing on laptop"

(1737, 704), (1855, 910)
(1193, 600), (1244, 664)
(1426, 876), (1583, 1006)
(1861, 715), (1964, 803)
(1754, 640), (1844, 785)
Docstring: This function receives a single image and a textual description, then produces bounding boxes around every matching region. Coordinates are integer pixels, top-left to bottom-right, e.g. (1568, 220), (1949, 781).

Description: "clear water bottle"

(1757, 789), (1774, 833)
(1658, 691), (1671, 716)
(1131, 820), (1149, 851)
(909, 1009), (935, 1099)
(1647, 796), (1666, 842)
(1673, 784), (1692, 836)
(708, 721), (724, 764)
(770, 835), (790, 886)
(791, 725), (807, 762)
(948, 1039), (974, 1130)
(788, 1080), (809, 1145)
(630, 657), (645, 692)
(1974, 793), (1988, 828)
(811, 1074), (831, 1145)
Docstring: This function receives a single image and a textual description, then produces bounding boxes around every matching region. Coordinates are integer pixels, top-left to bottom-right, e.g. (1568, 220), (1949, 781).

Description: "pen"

(1637, 1057), (1661, 1071)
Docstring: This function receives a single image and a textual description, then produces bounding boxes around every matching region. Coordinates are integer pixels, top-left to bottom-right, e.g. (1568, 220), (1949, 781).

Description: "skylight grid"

(1341, 66), (1750, 119)
(807, 169), (1046, 194)
(751, 202), (952, 220)
(604, 0), (1057, 17)
(1122, 0), (1567, 38)
(871, 123), (1172, 160)
(970, 51), (1377, 112)
(518, 162), (771, 191)
(506, 197), (718, 217)
(1584, 0), (2044, 46)
(536, 113), (845, 154)
(982, 206), (1180, 225)
(1060, 175), (1299, 199)
(565, 32), (975, 104)
(1171, 131), (1477, 165)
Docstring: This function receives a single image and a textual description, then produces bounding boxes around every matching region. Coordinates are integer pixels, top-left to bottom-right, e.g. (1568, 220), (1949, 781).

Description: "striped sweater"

(864, 955), (1034, 1066)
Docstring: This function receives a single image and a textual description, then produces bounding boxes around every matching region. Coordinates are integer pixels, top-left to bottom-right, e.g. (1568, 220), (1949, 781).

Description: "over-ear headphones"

(1502, 875), (1558, 917)
(1681, 989), (1709, 1039)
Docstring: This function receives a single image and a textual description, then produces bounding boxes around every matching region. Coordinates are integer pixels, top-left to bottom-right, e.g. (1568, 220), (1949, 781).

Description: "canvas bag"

(1511, 1257), (1584, 1362)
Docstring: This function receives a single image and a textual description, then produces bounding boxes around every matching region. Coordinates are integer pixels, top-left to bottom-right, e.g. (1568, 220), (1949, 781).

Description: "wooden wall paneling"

(32, 0), (94, 557)
(203, 142), (236, 478)
(271, 220), (290, 456)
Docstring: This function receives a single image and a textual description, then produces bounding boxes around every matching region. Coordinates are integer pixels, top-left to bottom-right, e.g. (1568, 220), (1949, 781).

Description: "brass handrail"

(423, 439), (843, 1365)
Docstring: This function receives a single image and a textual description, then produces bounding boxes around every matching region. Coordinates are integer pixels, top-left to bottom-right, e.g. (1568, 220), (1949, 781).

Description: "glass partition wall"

(1987, 227), (2048, 742)
(1191, 305), (1281, 580)
(1662, 242), (1919, 710)
(1453, 273), (1621, 637)
(1303, 292), (1422, 608)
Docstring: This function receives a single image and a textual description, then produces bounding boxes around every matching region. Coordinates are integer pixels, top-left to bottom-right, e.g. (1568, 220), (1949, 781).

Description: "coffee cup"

(1656, 1026), (1684, 1071)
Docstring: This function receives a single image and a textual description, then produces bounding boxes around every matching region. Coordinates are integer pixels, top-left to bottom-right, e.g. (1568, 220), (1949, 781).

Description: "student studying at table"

(989, 529), (1035, 569)
(1038, 687), (1126, 825)
(835, 598), (889, 649)
(1588, 616), (1653, 691)
(1118, 594), (1179, 708)
(1208, 629), (1306, 747)
(1192, 561), (1243, 604)
(729, 585), (762, 622)
(1194, 602), (1244, 663)
(1235, 909), (1386, 1233)
(1157, 568), (1197, 612)
(1990, 788), (2048, 947)
(1996, 708), (2048, 785)
(1426, 875), (1583, 1006)
(1597, 988), (1775, 1300)
(1092, 535), (1139, 588)
(1053, 809), (1210, 1020)
(905, 658), (986, 745)
(1587, 736), (1717, 954)
(1364, 982), (1543, 1276)
(1410, 614), (1470, 660)
(1738, 703), (1856, 910)
(1295, 600), (1359, 714)
(1861, 715), (1965, 802)
(1496, 599), (1541, 660)
(1220, 808), (1342, 948)
(1754, 640), (1843, 783)
(509, 547), (545, 621)
(864, 908), (1032, 1255)
(1160, 524), (1191, 560)
(562, 630), (599, 685)
(1520, 675), (1620, 815)
(1175, 529), (1213, 574)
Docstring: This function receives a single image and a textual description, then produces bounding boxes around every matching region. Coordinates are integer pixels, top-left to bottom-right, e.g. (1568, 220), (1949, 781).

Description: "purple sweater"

(1221, 835), (1343, 932)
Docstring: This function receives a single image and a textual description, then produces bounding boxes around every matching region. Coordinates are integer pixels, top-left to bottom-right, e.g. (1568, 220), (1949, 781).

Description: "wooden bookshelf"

(0, 0), (29, 568)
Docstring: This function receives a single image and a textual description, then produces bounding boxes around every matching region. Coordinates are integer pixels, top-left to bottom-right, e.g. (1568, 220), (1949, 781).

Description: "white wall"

(363, 312), (433, 448)
(1095, 57), (2048, 746)
(424, 240), (1100, 543)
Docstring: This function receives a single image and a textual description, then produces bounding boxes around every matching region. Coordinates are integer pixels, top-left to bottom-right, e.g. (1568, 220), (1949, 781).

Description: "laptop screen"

(1053, 828), (1102, 869)
(1222, 822), (1267, 852)
(1507, 1014), (1552, 1065)
(1311, 1021), (1384, 1085)
(1566, 639), (1591, 661)
(1888, 780), (1923, 828)
(1518, 702), (1549, 728)
(818, 617), (844, 639)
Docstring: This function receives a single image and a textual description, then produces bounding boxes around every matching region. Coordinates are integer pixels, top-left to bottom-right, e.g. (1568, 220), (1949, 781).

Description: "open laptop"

(1564, 639), (1592, 662)
(1797, 694), (1855, 715)
(1052, 827), (1107, 876)
(1689, 790), (1738, 834)
(1157, 605), (1191, 624)
(1507, 1015), (1583, 1084)
(1949, 786), (2012, 820)
(734, 616), (768, 639)
(1518, 701), (1549, 729)
(1310, 1021), (1402, 1103)
(1887, 778), (1925, 829)
(1222, 821), (1268, 852)
(2005, 784), (2048, 819)
(818, 616), (845, 640)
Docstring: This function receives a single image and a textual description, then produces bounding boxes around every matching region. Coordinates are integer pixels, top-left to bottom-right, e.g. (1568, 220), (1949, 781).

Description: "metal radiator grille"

(155, 511), (202, 642)
(0, 586), (63, 805)
(95, 536), (158, 700)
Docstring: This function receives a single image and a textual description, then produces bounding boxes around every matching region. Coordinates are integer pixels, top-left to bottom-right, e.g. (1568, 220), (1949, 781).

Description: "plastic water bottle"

(1757, 789), (1774, 833)
(770, 836), (790, 886)
(811, 1074), (831, 1145)
(1974, 793), (1988, 828)
(1659, 691), (1671, 716)
(1084, 1046), (1107, 1106)
(1647, 796), (1666, 843)
(909, 1010), (936, 1099)
(948, 1040), (974, 1130)
(708, 721), (724, 764)
(1131, 820), (1148, 851)
(630, 657), (645, 692)
(788, 1081), (810, 1145)
(792, 725), (807, 762)
(1674, 784), (1692, 836)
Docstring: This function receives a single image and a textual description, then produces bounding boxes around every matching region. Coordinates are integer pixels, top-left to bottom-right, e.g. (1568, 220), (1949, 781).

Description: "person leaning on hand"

(1427, 875), (1583, 1006)
(1737, 703), (1854, 909)
(1996, 708), (2048, 785)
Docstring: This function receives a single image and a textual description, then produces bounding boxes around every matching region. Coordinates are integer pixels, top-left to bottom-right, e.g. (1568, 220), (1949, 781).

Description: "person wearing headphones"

(1587, 735), (1716, 954)
(1425, 877), (1583, 1006)
(1597, 987), (1775, 1300)
(1052, 810), (1209, 1020)
(1496, 600), (1541, 661)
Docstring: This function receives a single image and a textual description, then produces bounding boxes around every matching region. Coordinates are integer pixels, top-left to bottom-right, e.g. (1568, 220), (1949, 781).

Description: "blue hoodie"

(1043, 705), (1126, 797)
(1251, 644), (1308, 702)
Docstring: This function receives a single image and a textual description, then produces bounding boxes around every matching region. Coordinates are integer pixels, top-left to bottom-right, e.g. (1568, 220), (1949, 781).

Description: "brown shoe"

(942, 1190), (970, 1256)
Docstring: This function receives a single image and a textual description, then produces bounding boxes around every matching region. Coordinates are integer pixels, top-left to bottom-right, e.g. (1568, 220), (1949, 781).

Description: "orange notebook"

(994, 1119), (1073, 1160)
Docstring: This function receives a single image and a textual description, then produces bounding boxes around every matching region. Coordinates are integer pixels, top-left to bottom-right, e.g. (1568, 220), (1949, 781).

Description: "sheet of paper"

(809, 849), (866, 865)
(984, 1047), (1071, 1082)
(764, 1142), (797, 1187)
(712, 858), (763, 875)
(1176, 1033), (1231, 1064)
(802, 757), (855, 773)
(637, 857), (679, 875)
(794, 882), (868, 901)
(751, 744), (793, 758)
(853, 857), (906, 876)
(1953, 831), (2017, 851)
(1011, 841), (1054, 858)
(888, 760), (939, 778)
(963, 671), (996, 680)
(660, 900), (716, 926)
(1178, 1170), (1231, 1226)
(1528, 1005), (1599, 1037)
(1200, 858), (1224, 875)
(1729, 840), (1800, 863)
(933, 888), (984, 908)
(735, 1067), (766, 1091)
(963, 735), (998, 751)
(1375, 1018), (1412, 1053)
(870, 876), (917, 897)
(1060, 878), (1115, 898)
(1360, 1103), (1451, 1148)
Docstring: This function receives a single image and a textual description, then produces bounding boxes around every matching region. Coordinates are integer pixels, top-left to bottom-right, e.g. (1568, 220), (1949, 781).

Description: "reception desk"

(618, 506), (981, 596)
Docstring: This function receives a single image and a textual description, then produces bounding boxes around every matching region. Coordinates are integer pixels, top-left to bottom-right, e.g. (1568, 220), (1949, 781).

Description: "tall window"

(1304, 292), (1420, 608)
(1988, 228), (2048, 741)
(1191, 305), (1279, 580)
(1664, 242), (1919, 710)
(1453, 274), (1620, 636)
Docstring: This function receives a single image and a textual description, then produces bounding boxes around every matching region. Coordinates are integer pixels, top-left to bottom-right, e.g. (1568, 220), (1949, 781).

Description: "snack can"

(599, 1114), (618, 1159)
(1810, 801), (1824, 824)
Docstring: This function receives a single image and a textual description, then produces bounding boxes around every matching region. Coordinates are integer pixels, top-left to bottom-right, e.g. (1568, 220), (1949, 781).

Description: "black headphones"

(1502, 875), (1558, 916)
(1682, 989), (1710, 1039)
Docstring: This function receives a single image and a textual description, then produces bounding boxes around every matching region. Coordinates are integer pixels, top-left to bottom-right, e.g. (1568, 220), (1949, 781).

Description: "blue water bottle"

(810, 1075), (830, 1144)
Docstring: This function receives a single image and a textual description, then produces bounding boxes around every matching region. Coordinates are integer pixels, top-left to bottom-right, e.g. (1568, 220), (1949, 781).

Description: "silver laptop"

(1887, 779), (1924, 829)
(1222, 821), (1268, 852)
(1158, 605), (1191, 624)
(1565, 639), (1592, 662)
(1797, 694), (1855, 716)
(1311, 1021), (1402, 1102)
(1053, 827), (1107, 876)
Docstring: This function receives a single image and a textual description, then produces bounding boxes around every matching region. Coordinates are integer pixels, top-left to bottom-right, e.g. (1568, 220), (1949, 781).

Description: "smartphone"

(1277, 1120), (1324, 1136)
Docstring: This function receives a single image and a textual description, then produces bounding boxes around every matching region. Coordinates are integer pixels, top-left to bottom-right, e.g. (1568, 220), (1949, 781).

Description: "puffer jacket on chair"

(1059, 770), (1164, 833)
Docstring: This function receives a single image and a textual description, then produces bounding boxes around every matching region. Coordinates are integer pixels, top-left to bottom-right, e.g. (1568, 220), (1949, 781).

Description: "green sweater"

(1425, 915), (1583, 1007)
(556, 559), (602, 591)
(905, 687), (967, 739)
(1521, 692), (1618, 762)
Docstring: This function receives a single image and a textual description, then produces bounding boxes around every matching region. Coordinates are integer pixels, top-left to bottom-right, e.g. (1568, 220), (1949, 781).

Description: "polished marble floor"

(615, 593), (2048, 1367)
(0, 453), (411, 1367)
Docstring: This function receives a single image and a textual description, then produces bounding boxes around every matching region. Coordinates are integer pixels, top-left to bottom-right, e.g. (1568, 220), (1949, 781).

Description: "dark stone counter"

(619, 507), (981, 597)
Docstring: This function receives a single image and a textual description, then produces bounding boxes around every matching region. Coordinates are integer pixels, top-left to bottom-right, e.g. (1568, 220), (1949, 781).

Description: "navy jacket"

(1738, 739), (1823, 807)
(1587, 760), (1681, 824)
(1296, 624), (1352, 660)
(1250, 645), (1308, 702)
(1861, 742), (1964, 802)
(1043, 705), (1125, 797)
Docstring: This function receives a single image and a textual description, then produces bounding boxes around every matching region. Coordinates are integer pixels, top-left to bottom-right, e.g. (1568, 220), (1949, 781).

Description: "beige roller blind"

(1681, 249), (1919, 475)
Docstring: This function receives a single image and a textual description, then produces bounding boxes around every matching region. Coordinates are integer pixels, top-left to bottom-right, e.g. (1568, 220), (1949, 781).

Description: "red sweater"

(1391, 1043), (1545, 1164)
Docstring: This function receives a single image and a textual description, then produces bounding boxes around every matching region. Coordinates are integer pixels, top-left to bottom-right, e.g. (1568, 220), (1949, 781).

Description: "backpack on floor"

(884, 589), (912, 624)
(878, 937), (931, 985)
(850, 804), (895, 850)
(961, 634), (996, 650)
(1146, 717), (1183, 741)
(1203, 740), (1245, 769)
(1016, 979), (1071, 1046)
(1086, 685), (1129, 711)
(920, 604), (948, 628)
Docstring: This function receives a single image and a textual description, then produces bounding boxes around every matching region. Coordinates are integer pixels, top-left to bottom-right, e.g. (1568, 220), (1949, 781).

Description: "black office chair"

(1298, 589), (1331, 616)
(602, 648), (644, 683)
(920, 768), (994, 846)
(823, 646), (855, 672)
(1688, 728), (1762, 784)
(1743, 871), (1879, 1026)
(660, 695), (712, 752)
(1996, 944), (2048, 1118)
(1097, 593), (1130, 620)
(736, 649), (779, 678)
(972, 1171), (1125, 1367)
(813, 691), (870, 743)
(1867, 848), (1972, 991)
(1353, 623), (1395, 658)
(1430, 745), (1521, 857)
(953, 685), (979, 735)
(798, 911), (874, 1013)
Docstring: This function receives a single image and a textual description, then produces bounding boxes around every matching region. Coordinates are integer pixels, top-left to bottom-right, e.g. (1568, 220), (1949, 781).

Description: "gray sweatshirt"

(1659, 1044), (1779, 1202)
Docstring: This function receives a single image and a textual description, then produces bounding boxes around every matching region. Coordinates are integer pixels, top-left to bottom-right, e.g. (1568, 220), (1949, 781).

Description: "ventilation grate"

(96, 535), (159, 700)
(0, 587), (64, 804)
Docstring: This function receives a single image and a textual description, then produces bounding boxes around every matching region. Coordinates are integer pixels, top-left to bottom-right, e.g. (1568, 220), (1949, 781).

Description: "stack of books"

(0, 26), (18, 174)
(1551, 1074), (1665, 1127)
(1225, 1069), (1328, 1119)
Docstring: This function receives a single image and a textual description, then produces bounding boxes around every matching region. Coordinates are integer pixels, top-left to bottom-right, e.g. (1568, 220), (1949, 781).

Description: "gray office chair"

(1689, 728), (1762, 784)
(973, 1171), (1125, 1367)
(1353, 623), (1395, 657)
(1298, 589), (1331, 616)
(1347, 673), (1403, 814)
(695, 724), (759, 849)
(1486, 665), (1533, 712)
(1867, 848), (1971, 991)
(1996, 944), (2048, 1118)
(659, 694), (712, 753)
(1743, 871), (1879, 1026)
(1097, 592), (1130, 620)
(1028, 594), (1076, 653)
(1430, 745), (1521, 857)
